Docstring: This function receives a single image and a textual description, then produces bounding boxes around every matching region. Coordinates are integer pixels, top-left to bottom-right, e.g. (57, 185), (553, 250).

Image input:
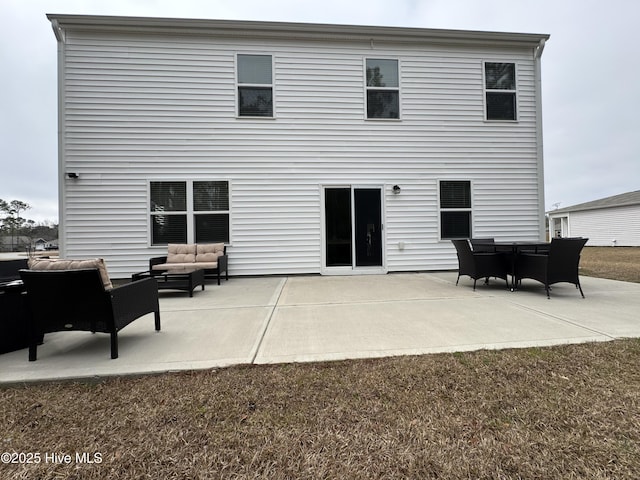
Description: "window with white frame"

(237, 54), (273, 117)
(150, 180), (230, 245)
(484, 62), (517, 121)
(365, 58), (400, 119)
(439, 180), (472, 239)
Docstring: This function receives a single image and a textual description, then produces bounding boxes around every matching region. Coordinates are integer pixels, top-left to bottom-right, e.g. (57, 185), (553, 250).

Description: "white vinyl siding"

(552, 205), (640, 246)
(56, 23), (545, 278)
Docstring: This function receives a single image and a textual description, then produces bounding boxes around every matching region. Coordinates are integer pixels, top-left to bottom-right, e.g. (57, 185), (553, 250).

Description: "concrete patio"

(2, 272), (640, 384)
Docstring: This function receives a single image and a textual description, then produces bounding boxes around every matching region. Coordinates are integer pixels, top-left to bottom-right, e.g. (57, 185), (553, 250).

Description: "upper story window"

(237, 54), (273, 117)
(484, 62), (517, 121)
(365, 58), (400, 119)
(439, 180), (472, 239)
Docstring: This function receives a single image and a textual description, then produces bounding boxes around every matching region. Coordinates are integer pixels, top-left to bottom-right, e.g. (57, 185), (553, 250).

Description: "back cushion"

(196, 243), (225, 263)
(28, 258), (113, 290)
(167, 244), (196, 263)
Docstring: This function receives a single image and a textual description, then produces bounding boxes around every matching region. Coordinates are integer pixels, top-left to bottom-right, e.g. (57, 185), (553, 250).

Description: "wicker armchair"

(452, 239), (510, 291)
(1, 259), (31, 354)
(515, 237), (588, 298)
(19, 268), (161, 361)
(0, 258), (28, 283)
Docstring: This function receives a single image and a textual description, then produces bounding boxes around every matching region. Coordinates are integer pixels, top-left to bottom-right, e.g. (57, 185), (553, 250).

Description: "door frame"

(320, 184), (387, 275)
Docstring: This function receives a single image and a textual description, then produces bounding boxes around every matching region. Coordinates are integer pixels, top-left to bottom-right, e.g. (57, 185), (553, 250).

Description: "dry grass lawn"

(1, 247), (639, 479)
(580, 247), (640, 283)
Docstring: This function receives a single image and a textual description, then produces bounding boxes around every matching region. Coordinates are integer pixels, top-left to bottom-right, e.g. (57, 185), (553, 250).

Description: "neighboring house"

(27, 238), (58, 252)
(48, 14), (549, 278)
(45, 240), (59, 250)
(34, 238), (47, 251)
(548, 190), (640, 246)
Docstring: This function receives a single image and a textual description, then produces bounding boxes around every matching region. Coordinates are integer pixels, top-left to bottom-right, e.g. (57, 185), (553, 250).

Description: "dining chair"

(470, 237), (496, 252)
(515, 237), (588, 298)
(451, 239), (509, 291)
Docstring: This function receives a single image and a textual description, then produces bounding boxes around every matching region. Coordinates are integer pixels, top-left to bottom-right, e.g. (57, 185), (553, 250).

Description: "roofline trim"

(548, 200), (640, 215)
(46, 14), (550, 46)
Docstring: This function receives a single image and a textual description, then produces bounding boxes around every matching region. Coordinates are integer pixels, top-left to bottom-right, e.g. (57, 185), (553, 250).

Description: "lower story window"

(150, 180), (230, 245)
(439, 180), (471, 239)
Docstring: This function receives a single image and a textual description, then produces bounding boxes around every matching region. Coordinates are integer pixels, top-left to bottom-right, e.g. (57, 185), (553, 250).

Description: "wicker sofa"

(150, 243), (229, 285)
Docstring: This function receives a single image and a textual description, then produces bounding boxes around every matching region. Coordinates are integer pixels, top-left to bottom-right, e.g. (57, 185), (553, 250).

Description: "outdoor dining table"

(474, 241), (551, 290)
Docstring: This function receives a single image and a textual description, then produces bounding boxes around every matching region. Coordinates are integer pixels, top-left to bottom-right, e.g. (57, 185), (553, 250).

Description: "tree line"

(0, 199), (58, 252)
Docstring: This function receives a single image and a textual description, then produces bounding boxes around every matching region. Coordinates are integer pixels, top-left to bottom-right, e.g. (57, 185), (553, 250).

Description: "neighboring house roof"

(548, 190), (640, 215)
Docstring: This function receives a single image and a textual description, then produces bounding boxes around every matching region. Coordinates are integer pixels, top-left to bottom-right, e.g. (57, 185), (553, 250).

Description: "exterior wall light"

(392, 185), (401, 194)
(67, 172), (79, 179)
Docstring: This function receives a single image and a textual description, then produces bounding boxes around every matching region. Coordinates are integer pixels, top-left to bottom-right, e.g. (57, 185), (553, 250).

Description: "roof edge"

(548, 190), (640, 215)
(46, 14), (550, 45)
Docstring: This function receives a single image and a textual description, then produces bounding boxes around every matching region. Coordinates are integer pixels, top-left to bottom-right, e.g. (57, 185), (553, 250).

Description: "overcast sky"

(1, 0), (639, 223)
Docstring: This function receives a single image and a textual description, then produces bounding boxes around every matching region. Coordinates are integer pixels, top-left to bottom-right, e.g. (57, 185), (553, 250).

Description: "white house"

(548, 190), (640, 246)
(48, 14), (549, 278)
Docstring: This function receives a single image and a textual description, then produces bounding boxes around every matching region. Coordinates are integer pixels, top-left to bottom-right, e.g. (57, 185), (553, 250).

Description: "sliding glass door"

(325, 188), (353, 267)
(354, 188), (382, 267)
(323, 186), (383, 271)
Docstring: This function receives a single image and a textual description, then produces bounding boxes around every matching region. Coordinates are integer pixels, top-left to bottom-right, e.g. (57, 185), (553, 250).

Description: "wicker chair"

(451, 239), (510, 291)
(0, 258), (28, 283)
(470, 237), (496, 253)
(515, 237), (588, 298)
(1, 259), (31, 354)
(19, 268), (161, 361)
